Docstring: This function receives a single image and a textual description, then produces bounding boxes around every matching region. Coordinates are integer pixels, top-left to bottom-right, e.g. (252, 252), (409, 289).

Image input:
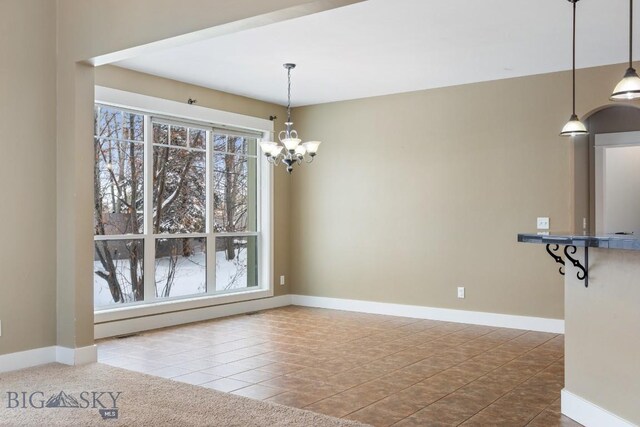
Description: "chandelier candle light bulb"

(260, 63), (321, 173)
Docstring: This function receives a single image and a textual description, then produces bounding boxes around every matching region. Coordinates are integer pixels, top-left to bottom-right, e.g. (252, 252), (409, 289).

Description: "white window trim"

(94, 86), (274, 324)
(95, 86), (272, 133)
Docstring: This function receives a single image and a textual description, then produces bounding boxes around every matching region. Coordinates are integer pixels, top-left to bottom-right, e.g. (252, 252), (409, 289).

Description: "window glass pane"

(230, 135), (248, 156)
(94, 138), (144, 235)
(216, 236), (257, 291)
(153, 123), (168, 145)
(189, 128), (206, 149)
(213, 134), (257, 157)
(213, 133), (227, 152)
(153, 146), (206, 234)
(213, 154), (257, 232)
(123, 111), (144, 141)
(94, 239), (144, 307)
(230, 135), (257, 156)
(94, 106), (99, 138)
(95, 105), (144, 141)
(171, 125), (187, 147)
(96, 106), (123, 139)
(155, 237), (206, 298)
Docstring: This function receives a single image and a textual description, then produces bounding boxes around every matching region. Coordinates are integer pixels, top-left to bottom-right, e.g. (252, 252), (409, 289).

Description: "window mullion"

(143, 114), (156, 303)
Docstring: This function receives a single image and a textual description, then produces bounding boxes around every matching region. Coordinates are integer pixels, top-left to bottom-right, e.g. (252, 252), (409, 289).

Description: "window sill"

(94, 287), (274, 324)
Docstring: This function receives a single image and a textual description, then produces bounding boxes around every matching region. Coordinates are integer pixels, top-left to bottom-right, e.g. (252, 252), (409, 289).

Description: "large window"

(93, 104), (266, 310)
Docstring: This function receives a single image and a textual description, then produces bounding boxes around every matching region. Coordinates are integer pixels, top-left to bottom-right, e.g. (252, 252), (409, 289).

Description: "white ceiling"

(115, 0), (635, 107)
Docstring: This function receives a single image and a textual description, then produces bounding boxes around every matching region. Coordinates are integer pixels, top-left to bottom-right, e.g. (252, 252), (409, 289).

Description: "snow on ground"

(94, 249), (249, 308)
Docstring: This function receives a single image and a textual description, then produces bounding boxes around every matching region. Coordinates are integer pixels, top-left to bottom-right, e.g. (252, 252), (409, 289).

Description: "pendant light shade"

(611, 0), (640, 100)
(560, 114), (589, 136)
(610, 68), (640, 100)
(561, 0), (588, 137)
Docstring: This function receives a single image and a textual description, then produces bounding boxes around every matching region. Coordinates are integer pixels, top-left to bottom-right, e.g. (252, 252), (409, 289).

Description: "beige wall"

(290, 63), (639, 320)
(95, 65), (292, 296)
(0, 0), (57, 355)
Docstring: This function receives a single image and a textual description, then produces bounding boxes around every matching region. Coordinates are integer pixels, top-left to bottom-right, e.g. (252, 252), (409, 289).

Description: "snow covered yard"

(94, 248), (251, 308)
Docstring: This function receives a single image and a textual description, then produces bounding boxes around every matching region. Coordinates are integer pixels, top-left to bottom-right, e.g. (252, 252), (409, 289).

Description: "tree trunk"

(128, 127), (143, 301)
(94, 140), (124, 303)
(225, 145), (236, 260)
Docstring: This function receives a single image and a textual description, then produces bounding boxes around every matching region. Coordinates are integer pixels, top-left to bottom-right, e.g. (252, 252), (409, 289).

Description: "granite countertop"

(517, 231), (640, 251)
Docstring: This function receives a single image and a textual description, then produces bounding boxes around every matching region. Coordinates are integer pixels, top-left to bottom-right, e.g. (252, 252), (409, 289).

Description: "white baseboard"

(561, 389), (636, 427)
(290, 295), (564, 334)
(0, 345), (98, 373)
(0, 346), (57, 373)
(95, 295), (292, 339)
(56, 345), (97, 366)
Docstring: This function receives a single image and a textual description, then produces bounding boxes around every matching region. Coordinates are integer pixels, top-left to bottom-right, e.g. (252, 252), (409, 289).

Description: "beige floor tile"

(231, 384), (284, 400)
(228, 368), (282, 383)
(97, 306), (575, 427)
(172, 371), (222, 385)
(200, 378), (252, 393)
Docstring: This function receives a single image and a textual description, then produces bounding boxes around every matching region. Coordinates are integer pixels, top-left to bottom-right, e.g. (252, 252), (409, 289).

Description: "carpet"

(0, 363), (368, 426)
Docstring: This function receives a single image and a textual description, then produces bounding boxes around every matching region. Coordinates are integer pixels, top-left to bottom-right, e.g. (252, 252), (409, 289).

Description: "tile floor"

(98, 306), (582, 426)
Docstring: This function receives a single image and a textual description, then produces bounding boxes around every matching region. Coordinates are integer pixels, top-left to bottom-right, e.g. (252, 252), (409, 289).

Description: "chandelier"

(260, 63), (321, 173)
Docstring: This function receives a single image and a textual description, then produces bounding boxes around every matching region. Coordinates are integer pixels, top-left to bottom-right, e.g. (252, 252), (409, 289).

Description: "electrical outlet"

(457, 287), (465, 299)
(537, 217), (550, 230)
(280, 275), (285, 286)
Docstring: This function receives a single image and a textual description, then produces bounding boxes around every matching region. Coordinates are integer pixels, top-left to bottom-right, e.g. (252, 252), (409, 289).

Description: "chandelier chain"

(287, 66), (292, 123)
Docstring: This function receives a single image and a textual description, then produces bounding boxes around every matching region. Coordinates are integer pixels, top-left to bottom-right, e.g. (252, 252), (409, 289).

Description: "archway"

(573, 104), (640, 233)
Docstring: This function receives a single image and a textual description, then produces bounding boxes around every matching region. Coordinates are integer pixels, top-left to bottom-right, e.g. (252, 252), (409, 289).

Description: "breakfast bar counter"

(518, 232), (640, 426)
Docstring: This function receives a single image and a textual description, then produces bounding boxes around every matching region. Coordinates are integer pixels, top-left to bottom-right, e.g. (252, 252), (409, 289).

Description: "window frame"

(93, 86), (274, 324)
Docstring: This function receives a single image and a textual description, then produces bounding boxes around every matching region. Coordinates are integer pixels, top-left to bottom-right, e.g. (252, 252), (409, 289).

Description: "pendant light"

(560, 0), (588, 137)
(259, 63), (321, 174)
(611, 0), (640, 100)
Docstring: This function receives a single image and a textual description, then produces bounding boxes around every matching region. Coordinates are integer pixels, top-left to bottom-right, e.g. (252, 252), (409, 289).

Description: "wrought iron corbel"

(545, 244), (565, 275)
(563, 245), (588, 287)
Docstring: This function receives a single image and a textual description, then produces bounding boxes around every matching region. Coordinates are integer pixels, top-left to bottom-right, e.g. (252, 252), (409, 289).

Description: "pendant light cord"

(572, 0), (577, 115)
(630, 0), (634, 69)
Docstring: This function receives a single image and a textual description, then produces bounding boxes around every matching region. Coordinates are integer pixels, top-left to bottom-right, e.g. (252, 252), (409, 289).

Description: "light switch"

(537, 217), (550, 230)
